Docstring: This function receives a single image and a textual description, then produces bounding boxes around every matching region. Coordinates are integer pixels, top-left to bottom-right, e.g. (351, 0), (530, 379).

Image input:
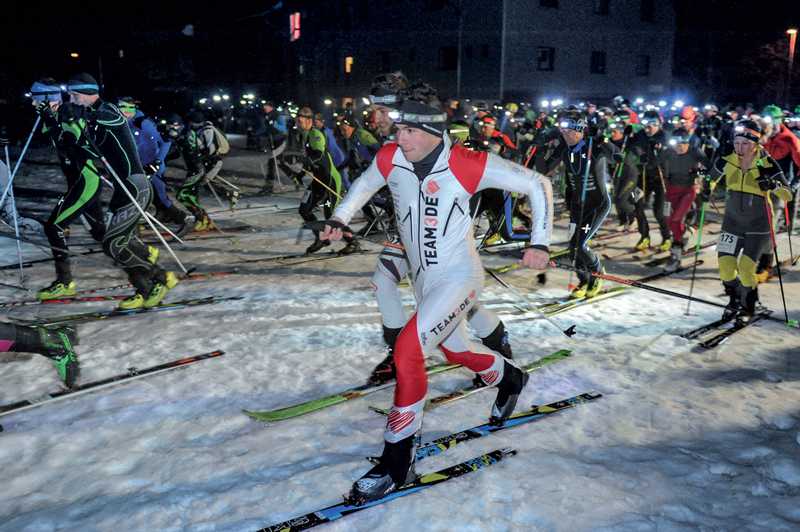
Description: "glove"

(706, 136), (720, 150)
(756, 173), (777, 191)
(144, 161), (161, 176)
(613, 152), (625, 163)
(756, 161), (778, 191)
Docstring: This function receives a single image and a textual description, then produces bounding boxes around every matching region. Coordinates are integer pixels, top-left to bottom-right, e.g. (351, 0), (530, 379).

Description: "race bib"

(717, 232), (738, 254)
(301, 190), (312, 203)
(663, 201), (672, 217)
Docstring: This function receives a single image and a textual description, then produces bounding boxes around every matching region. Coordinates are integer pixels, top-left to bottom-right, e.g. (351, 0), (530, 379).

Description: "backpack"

(203, 122), (230, 156)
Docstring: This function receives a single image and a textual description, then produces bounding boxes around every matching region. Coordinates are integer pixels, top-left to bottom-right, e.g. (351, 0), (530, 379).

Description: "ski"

(11, 295), (244, 327)
(369, 349), (572, 415)
(243, 362), (461, 423)
(696, 311), (772, 350)
(0, 350), (225, 417)
(638, 259), (704, 282)
(256, 448), (516, 532)
(413, 392), (602, 461)
(539, 287), (629, 317)
(0, 271), (237, 309)
(681, 314), (736, 340)
(643, 241), (716, 267)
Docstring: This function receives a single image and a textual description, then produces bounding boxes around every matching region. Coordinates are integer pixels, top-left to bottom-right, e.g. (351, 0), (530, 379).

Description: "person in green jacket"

(295, 106), (359, 255)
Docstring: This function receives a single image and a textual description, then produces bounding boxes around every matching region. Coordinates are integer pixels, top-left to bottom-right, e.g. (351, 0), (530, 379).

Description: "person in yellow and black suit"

(705, 119), (791, 321)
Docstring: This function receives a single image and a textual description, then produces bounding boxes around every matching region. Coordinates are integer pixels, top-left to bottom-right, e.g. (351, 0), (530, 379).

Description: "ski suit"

(710, 150), (790, 292)
(563, 138), (611, 285)
(127, 111), (173, 210)
(631, 129), (671, 242)
(60, 100), (166, 295)
(40, 105), (106, 284)
(333, 136), (552, 443)
(660, 147), (710, 247)
(176, 122), (224, 220)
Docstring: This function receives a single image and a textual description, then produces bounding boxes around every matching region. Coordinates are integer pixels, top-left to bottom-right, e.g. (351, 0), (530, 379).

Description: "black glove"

(612, 151), (625, 163)
(144, 160), (161, 176)
(756, 162), (778, 191)
(756, 173), (777, 191)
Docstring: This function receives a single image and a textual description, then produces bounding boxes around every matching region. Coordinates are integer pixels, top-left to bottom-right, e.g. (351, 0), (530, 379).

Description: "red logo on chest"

(426, 180), (440, 194)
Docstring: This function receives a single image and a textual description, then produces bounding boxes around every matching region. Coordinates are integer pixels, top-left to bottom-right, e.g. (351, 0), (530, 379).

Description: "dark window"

(408, 48), (417, 62)
(539, 0), (558, 7)
(379, 51), (391, 72)
(590, 51), (606, 74)
(636, 54), (650, 76)
(593, 0), (609, 15)
(465, 45), (473, 60)
(640, 0), (655, 22)
(439, 46), (458, 71)
(481, 44), (489, 59)
(536, 46), (555, 71)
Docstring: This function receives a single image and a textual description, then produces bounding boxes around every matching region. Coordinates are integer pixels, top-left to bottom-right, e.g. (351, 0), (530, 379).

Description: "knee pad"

(738, 255), (758, 288)
(718, 255), (738, 283)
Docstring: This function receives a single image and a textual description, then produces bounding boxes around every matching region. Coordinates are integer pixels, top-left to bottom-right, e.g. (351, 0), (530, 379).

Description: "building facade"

(290, 0), (675, 104)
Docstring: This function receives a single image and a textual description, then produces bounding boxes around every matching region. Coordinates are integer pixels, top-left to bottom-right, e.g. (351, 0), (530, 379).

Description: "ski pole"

(764, 197), (792, 325)
(485, 267), (577, 337)
(784, 203), (794, 263)
(569, 136), (593, 291)
(685, 200), (707, 315)
(3, 145), (24, 285)
(82, 133), (188, 274)
(0, 116), (41, 214)
(303, 169), (343, 200)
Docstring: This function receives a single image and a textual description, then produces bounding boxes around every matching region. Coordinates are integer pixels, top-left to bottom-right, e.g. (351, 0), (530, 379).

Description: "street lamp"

(69, 52), (79, 59)
(787, 28), (798, 106)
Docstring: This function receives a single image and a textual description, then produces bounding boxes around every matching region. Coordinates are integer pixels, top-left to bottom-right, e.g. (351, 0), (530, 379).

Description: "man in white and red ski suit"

(323, 99), (553, 503)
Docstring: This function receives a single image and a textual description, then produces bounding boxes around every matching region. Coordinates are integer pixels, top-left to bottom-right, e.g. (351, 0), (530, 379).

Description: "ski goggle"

(734, 125), (761, 143)
(557, 118), (586, 132)
(669, 136), (690, 146)
(66, 82), (99, 95)
(29, 82), (63, 103)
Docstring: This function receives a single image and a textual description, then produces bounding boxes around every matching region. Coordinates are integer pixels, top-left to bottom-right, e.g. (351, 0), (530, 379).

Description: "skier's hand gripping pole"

(315, 219), (353, 241)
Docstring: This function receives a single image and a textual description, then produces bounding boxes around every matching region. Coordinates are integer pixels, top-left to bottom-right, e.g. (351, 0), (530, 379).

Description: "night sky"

(1, 1), (798, 106)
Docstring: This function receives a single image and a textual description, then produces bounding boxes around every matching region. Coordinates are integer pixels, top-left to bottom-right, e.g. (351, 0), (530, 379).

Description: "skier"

(0, 322), (79, 387)
(32, 78), (108, 300)
(174, 111), (228, 232)
(660, 128), (711, 271)
(365, 78), (518, 387)
(706, 119), (791, 319)
(62, 73), (177, 309)
(321, 98), (553, 503)
(117, 97), (187, 228)
(557, 111), (611, 297)
(756, 105), (800, 281)
(631, 111), (672, 252)
(294, 106), (359, 255)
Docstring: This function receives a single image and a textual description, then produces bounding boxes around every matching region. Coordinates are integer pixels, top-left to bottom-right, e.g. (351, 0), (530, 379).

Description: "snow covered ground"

(1, 140), (799, 531)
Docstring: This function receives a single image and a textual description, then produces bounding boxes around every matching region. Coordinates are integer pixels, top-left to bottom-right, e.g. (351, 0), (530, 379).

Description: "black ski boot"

(349, 434), (417, 505)
(738, 285), (760, 323)
(367, 327), (402, 385)
(338, 239), (362, 256)
(722, 280), (742, 320)
(305, 237), (331, 255)
(489, 360), (529, 426)
(368, 351), (396, 385)
(473, 322), (513, 388)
